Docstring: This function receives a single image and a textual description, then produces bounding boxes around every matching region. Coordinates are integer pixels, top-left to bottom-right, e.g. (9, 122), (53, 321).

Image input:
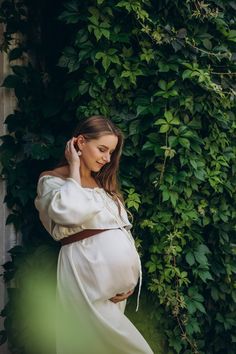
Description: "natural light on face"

(80, 134), (118, 173)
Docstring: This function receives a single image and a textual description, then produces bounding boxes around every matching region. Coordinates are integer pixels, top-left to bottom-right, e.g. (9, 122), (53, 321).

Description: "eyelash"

(99, 148), (112, 155)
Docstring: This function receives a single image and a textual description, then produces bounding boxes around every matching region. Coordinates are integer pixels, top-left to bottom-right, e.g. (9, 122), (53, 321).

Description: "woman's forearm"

(69, 163), (81, 185)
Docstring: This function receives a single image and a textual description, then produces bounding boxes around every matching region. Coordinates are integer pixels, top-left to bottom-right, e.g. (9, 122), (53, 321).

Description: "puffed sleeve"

(34, 176), (104, 234)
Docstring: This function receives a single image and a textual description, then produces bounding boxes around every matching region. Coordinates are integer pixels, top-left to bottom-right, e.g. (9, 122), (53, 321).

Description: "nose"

(103, 152), (110, 163)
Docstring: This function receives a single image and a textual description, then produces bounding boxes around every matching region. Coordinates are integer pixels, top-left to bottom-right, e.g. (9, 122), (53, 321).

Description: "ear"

(75, 135), (86, 150)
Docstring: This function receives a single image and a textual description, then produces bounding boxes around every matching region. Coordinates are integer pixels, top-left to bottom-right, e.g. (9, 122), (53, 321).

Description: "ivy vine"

(0, 0), (236, 353)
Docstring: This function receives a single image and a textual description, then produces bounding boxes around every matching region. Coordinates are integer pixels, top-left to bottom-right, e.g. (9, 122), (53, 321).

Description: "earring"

(78, 151), (82, 156)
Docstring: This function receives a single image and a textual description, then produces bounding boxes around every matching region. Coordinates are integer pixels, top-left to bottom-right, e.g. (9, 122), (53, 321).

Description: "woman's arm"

(35, 176), (103, 227)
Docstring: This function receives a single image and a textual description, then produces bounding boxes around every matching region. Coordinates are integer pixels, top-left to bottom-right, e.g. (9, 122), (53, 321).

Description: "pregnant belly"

(69, 229), (140, 302)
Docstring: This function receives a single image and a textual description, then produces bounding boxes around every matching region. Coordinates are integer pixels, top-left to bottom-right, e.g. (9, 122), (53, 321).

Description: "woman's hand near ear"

(65, 137), (81, 184)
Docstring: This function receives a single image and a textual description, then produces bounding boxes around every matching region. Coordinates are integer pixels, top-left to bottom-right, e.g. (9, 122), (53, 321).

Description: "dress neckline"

(38, 174), (103, 191)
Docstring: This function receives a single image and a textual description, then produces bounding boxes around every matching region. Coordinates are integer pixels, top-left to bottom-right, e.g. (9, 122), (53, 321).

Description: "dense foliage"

(0, 0), (236, 353)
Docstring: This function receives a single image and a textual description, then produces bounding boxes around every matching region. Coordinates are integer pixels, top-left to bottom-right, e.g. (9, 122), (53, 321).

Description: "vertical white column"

(0, 23), (20, 354)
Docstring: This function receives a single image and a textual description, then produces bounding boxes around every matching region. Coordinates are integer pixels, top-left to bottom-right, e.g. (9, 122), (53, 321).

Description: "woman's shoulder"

(39, 166), (69, 180)
(37, 167), (70, 194)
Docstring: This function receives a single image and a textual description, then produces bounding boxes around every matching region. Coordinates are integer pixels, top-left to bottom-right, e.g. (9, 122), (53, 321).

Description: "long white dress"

(35, 176), (154, 354)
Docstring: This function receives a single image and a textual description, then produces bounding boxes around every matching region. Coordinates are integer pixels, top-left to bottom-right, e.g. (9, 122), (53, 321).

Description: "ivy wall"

(0, 0), (236, 353)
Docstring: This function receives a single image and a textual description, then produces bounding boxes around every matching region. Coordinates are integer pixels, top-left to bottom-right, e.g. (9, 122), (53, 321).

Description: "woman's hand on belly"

(109, 289), (134, 303)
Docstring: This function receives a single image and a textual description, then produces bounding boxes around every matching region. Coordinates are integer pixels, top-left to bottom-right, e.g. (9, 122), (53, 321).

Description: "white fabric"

(35, 176), (132, 240)
(35, 176), (154, 354)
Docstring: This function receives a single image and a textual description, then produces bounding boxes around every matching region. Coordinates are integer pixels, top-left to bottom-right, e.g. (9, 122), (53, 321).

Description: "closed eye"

(98, 147), (114, 155)
(99, 148), (106, 152)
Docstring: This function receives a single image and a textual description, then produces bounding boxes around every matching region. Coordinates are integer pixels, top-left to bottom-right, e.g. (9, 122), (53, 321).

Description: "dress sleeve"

(34, 176), (104, 229)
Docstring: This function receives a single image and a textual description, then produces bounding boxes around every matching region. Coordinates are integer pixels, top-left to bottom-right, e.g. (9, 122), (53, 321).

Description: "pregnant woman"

(35, 115), (154, 354)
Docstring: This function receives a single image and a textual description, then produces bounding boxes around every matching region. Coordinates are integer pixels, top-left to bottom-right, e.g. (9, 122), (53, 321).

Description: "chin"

(91, 165), (102, 172)
(92, 168), (100, 173)
(96, 162), (105, 170)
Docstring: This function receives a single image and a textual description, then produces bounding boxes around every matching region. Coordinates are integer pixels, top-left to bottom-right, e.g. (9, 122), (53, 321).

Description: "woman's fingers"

(68, 137), (76, 151)
(111, 291), (133, 303)
(109, 289), (134, 303)
(65, 138), (80, 164)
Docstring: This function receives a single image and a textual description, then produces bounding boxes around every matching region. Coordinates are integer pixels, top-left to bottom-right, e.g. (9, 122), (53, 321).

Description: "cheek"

(84, 145), (99, 159)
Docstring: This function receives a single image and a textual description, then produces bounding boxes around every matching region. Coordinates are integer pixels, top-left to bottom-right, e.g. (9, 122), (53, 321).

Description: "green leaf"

(170, 117), (180, 125)
(211, 287), (219, 301)
(227, 30), (236, 42)
(168, 136), (178, 147)
(113, 76), (121, 89)
(58, 11), (80, 24)
(94, 28), (102, 41)
(202, 38), (212, 50)
(195, 301), (206, 314)
(189, 159), (198, 169)
(88, 13), (99, 25)
(101, 28), (110, 39)
(102, 56), (111, 71)
(136, 105), (148, 116)
(2, 75), (21, 88)
(154, 119), (166, 125)
(179, 138), (190, 149)
(78, 81), (89, 95)
(167, 80), (176, 89)
(95, 52), (104, 60)
(64, 1), (79, 12)
(129, 120), (139, 135)
(198, 244), (211, 254)
(198, 270), (213, 283)
(162, 189), (170, 202)
(186, 299), (197, 314)
(142, 141), (154, 151)
(159, 124), (169, 133)
(182, 69), (192, 80)
(164, 111), (173, 121)
(194, 169), (206, 181)
(186, 252), (195, 266)
(194, 251), (208, 266)
(170, 191), (178, 207)
(158, 80), (166, 90)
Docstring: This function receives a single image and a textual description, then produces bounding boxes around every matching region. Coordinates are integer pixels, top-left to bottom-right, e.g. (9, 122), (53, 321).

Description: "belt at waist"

(60, 228), (115, 246)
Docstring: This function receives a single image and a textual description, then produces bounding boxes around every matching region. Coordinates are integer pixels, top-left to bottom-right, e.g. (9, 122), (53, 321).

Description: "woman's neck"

(53, 165), (98, 188)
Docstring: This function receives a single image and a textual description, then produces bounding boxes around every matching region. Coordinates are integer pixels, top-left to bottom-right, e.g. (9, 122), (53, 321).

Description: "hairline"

(81, 132), (120, 141)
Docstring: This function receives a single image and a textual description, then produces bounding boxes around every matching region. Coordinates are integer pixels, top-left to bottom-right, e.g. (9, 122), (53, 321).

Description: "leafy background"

(0, 0), (236, 353)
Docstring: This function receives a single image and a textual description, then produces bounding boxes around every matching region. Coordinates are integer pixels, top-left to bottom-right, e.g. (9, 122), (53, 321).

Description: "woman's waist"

(52, 222), (131, 241)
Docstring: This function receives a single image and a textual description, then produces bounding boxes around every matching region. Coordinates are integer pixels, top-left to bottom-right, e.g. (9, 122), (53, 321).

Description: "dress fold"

(35, 176), (154, 354)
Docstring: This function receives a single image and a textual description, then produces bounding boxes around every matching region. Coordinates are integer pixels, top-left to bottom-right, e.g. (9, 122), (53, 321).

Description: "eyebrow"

(99, 144), (115, 152)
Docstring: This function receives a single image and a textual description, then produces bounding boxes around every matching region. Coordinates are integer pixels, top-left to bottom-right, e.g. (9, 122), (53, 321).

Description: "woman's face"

(78, 134), (118, 173)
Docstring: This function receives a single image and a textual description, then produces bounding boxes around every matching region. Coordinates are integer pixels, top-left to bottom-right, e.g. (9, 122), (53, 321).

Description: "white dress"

(35, 176), (154, 354)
